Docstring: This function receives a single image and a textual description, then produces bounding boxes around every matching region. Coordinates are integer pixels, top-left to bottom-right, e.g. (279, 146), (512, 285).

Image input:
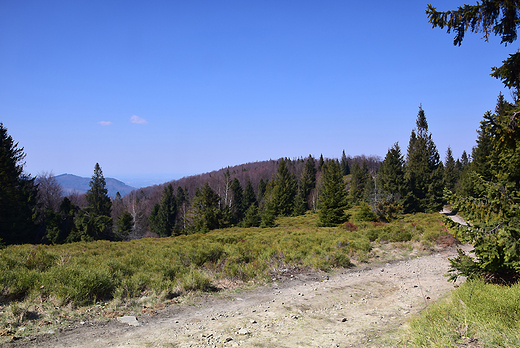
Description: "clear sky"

(0, 0), (514, 187)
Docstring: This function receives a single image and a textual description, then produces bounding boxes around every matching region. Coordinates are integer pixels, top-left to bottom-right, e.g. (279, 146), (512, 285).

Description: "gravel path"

(9, 243), (469, 348)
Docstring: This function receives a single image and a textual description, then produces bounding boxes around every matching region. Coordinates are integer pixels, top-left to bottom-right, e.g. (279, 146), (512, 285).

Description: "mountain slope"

(54, 174), (136, 197)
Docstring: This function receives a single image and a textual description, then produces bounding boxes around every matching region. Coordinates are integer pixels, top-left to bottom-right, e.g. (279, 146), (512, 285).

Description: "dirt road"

(8, 243), (468, 348)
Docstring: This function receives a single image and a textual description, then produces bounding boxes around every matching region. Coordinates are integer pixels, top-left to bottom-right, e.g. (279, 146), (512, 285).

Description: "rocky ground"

(5, 241), (469, 348)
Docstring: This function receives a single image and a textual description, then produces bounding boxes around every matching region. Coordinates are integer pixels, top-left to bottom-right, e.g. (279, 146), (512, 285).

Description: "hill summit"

(54, 174), (135, 197)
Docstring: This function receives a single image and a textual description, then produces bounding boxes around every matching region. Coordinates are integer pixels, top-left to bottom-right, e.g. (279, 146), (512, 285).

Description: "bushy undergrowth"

(0, 212), (449, 314)
(403, 279), (520, 347)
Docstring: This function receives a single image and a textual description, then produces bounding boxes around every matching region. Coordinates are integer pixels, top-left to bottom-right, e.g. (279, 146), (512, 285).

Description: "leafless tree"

(36, 171), (63, 213)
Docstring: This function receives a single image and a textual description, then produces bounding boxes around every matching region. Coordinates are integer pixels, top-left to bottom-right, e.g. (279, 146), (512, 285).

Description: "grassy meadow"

(403, 279), (520, 347)
(1, 211), (453, 339)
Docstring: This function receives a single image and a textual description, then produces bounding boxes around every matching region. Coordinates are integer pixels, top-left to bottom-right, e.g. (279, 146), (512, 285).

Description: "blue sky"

(0, 1), (514, 187)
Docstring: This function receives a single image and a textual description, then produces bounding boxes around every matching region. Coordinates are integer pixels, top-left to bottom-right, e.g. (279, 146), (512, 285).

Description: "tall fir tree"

(299, 155), (317, 210)
(270, 159), (297, 216)
(190, 183), (228, 232)
(149, 184), (177, 237)
(404, 106), (444, 213)
(340, 150), (350, 176)
(230, 178), (245, 224)
(69, 163), (112, 241)
(379, 142), (406, 201)
(349, 161), (372, 203)
(85, 163), (112, 217)
(243, 179), (257, 209)
(318, 160), (349, 226)
(444, 146), (457, 192)
(0, 123), (37, 245)
(318, 154), (325, 171)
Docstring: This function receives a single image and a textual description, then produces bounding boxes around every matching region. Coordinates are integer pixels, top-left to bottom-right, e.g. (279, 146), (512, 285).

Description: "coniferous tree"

(149, 184), (177, 237)
(190, 183), (227, 232)
(318, 160), (349, 226)
(243, 179), (257, 208)
(176, 186), (188, 232)
(349, 161), (372, 203)
(242, 204), (261, 228)
(45, 197), (77, 244)
(230, 178), (245, 224)
(85, 163), (112, 217)
(69, 163), (112, 241)
(0, 123), (37, 245)
(257, 178), (267, 203)
(318, 154), (325, 171)
(460, 150), (470, 169)
(270, 159), (297, 216)
(116, 211), (134, 238)
(340, 150), (350, 176)
(404, 106), (443, 213)
(299, 155), (317, 210)
(379, 142), (406, 201)
(444, 146), (457, 192)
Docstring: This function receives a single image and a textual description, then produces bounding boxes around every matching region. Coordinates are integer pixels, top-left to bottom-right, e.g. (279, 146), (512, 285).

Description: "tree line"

(1, 106), (471, 246)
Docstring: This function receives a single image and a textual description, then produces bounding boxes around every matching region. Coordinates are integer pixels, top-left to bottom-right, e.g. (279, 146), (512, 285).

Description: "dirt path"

(8, 243), (469, 348)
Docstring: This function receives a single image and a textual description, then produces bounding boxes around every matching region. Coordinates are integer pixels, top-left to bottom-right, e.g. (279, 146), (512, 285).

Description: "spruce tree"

(349, 161), (371, 203)
(444, 146), (457, 192)
(190, 183), (226, 232)
(150, 184), (177, 237)
(69, 163), (112, 241)
(230, 178), (245, 224)
(0, 123), (37, 244)
(85, 163), (112, 217)
(404, 106), (443, 213)
(271, 159), (297, 216)
(299, 155), (317, 209)
(318, 154), (325, 171)
(318, 160), (348, 226)
(243, 179), (257, 208)
(379, 142), (406, 200)
(340, 150), (350, 176)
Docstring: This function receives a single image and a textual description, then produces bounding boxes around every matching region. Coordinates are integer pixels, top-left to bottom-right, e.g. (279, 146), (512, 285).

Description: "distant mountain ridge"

(54, 174), (136, 197)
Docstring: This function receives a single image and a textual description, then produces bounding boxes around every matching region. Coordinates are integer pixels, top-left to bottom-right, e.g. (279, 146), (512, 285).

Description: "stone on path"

(117, 316), (140, 327)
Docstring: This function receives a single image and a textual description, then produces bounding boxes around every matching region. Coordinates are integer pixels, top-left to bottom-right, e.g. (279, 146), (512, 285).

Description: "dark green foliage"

(257, 178), (267, 202)
(241, 204), (261, 228)
(0, 123), (37, 245)
(85, 163), (112, 218)
(444, 146), (458, 192)
(116, 211), (134, 237)
(349, 161), (373, 203)
(66, 163), (113, 242)
(427, 2), (520, 98)
(67, 212), (112, 242)
(340, 150), (350, 176)
(318, 154), (325, 171)
(446, 95), (520, 282)
(176, 186), (188, 232)
(270, 159), (297, 217)
(404, 106), (444, 213)
(260, 200), (277, 228)
(190, 183), (228, 232)
(292, 190), (307, 217)
(354, 202), (378, 222)
(45, 198), (77, 244)
(243, 179), (257, 208)
(149, 184), (177, 237)
(379, 142), (406, 201)
(472, 110), (496, 181)
(230, 178), (245, 224)
(318, 160), (349, 226)
(299, 155), (317, 210)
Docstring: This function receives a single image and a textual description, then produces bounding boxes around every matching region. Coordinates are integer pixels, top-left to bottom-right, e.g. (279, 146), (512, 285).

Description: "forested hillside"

(1, 106), (468, 246)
